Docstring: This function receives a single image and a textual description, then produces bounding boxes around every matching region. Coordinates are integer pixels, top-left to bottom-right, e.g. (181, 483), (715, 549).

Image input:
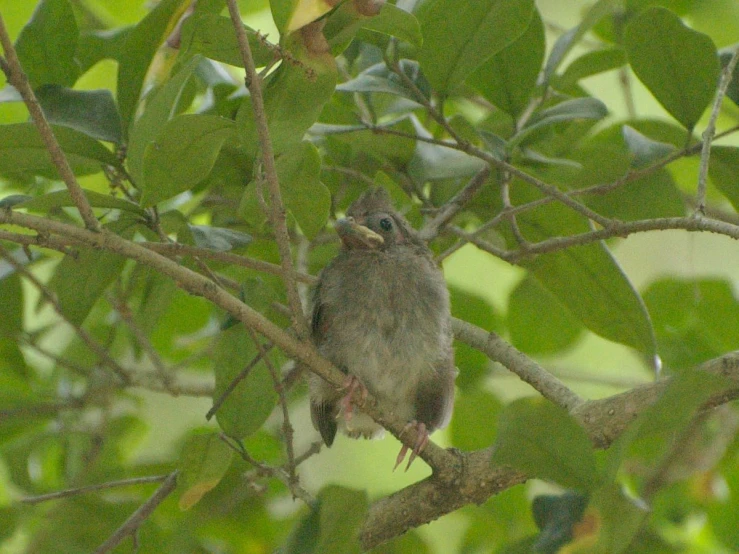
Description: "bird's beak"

(335, 217), (384, 249)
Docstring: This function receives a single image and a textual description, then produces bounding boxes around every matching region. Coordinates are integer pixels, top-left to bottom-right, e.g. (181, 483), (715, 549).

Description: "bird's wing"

(414, 359), (456, 432)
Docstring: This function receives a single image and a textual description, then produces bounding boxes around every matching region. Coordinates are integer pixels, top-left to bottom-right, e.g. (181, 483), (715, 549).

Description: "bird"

(308, 187), (456, 470)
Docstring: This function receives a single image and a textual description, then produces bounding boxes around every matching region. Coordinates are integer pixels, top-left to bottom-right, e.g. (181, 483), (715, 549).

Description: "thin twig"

(0, 229), (78, 256)
(369, 124), (615, 228)
(225, 0), (309, 338)
(0, 14), (100, 231)
(219, 434), (314, 505)
(107, 293), (173, 387)
(418, 166), (491, 241)
(0, 398), (85, 420)
(94, 471), (178, 554)
(21, 475), (170, 504)
(247, 328), (299, 494)
(452, 318), (585, 411)
(0, 244), (131, 384)
(141, 242), (315, 284)
(206, 343), (275, 420)
(451, 215), (739, 264)
(695, 45), (739, 214)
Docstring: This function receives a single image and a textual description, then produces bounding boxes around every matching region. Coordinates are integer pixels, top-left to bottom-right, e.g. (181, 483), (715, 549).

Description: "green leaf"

(14, 0), (80, 87)
(188, 225), (253, 251)
(604, 370), (731, 476)
(513, 97), (608, 147)
(47, 221), (135, 326)
(0, 269), (23, 338)
(624, 7), (720, 130)
(643, 278), (739, 371)
(0, 195), (31, 209)
(117, 0), (192, 136)
(557, 48), (627, 90)
(35, 85), (122, 143)
(179, 13), (274, 68)
(336, 60), (430, 102)
(586, 168), (684, 221)
(587, 485), (649, 554)
(510, 190), (657, 356)
(281, 0), (335, 33)
(316, 485), (368, 554)
(237, 32), (337, 158)
(451, 390), (501, 450)
(416, 0), (534, 94)
(469, 8), (545, 117)
(709, 146), (739, 211)
(213, 326), (278, 439)
(359, 3), (422, 47)
(532, 491), (588, 552)
(621, 125), (675, 169)
(508, 275), (584, 355)
(283, 501), (320, 553)
(141, 114), (236, 207)
(127, 56), (201, 186)
(491, 398), (599, 491)
(542, 0), (619, 83)
(311, 118), (417, 165)
(0, 123), (122, 181)
(720, 46), (739, 107)
(76, 27), (131, 73)
(277, 142), (331, 240)
(178, 432), (234, 510)
(411, 122), (487, 181)
(17, 189), (145, 216)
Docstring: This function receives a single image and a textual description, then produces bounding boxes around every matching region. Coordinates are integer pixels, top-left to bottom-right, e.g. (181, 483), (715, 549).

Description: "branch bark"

(360, 351), (739, 549)
(94, 471), (179, 554)
(225, 0), (309, 338)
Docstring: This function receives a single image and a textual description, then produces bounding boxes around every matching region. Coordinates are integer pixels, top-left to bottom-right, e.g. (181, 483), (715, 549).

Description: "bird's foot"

(340, 375), (368, 422)
(394, 421), (429, 472)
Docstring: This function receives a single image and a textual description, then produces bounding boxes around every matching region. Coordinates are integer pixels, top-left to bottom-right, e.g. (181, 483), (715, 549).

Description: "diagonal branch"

(452, 318), (584, 411)
(94, 471), (179, 554)
(418, 166), (491, 241)
(225, 0), (309, 338)
(360, 351), (739, 549)
(0, 14), (100, 232)
(0, 208), (454, 471)
(695, 45), (739, 214)
(20, 475), (171, 505)
(0, 243), (131, 384)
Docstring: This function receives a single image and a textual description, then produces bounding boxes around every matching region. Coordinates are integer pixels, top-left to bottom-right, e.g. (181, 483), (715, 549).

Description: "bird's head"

(335, 188), (416, 251)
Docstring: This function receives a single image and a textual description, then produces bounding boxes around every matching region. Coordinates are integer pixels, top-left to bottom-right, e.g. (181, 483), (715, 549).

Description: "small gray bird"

(309, 188), (456, 469)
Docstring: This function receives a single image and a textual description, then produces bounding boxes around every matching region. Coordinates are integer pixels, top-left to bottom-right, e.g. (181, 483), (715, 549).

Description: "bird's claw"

(340, 375), (367, 422)
(393, 421), (429, 472)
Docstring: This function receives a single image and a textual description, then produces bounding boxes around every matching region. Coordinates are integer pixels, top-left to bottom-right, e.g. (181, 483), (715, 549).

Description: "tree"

(1, 0), (739, 551)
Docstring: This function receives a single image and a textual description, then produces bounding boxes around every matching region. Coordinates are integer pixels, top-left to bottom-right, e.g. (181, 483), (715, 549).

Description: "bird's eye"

(379, 218), (393, 232)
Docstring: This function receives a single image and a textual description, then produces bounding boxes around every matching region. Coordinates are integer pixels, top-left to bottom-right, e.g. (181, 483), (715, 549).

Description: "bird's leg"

(340, 375), (368, 422)
(393, 421), (429, 471)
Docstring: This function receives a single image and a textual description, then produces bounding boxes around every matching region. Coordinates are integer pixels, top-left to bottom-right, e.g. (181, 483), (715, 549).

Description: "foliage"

(1, 0), (739, 552)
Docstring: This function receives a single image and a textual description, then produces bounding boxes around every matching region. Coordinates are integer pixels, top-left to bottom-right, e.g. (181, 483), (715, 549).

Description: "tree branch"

(360, 351), (739, 549)
(0, 14), (100, 231)
(452, 318), (584, 411)
(94, 471), (179, 554)
(0, 208), (454, 471)
(452, 215), (739, 264)
(20, 475), (171, 505)
(695, 45), (739, 214)
(225, 0), (309, 338)
(0, 243), (132, 384)
(418, 166), (491, 241)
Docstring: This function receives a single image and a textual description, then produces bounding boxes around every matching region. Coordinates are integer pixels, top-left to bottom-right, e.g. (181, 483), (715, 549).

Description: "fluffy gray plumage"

(309, 188), (456, 449)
